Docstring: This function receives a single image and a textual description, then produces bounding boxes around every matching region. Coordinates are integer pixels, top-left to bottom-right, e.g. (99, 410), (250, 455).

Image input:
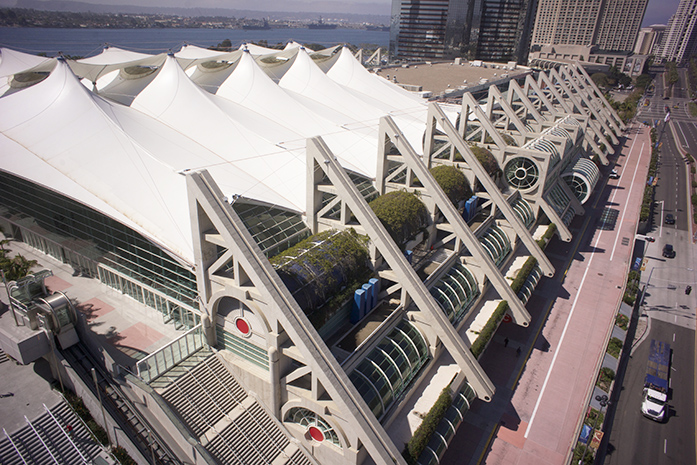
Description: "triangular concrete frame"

(570, 63), (626, 131)
(546, 68), (619, 146)
(505, 78), (547, 128)
(305, 136), (497, 401)
(186, 170), (407, 465)
(556, 66), (622, 139)
(505, 77), (606, 161)
(537, 71), (613, 160)
(486, 84), (529, 137)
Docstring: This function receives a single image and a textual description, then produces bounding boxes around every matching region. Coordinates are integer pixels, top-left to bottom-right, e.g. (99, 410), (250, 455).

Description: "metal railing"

(137, 324), (205, 383)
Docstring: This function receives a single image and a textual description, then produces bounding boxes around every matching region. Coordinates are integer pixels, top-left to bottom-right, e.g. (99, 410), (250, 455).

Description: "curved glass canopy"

(285, 407), (341, 447)
(430, 262), (479, 324)
(517, 263), (542, 305)
(417, 383), (477, 465)
(546, 183), (571, 216)
(512, 198), (535, 228)
(523, 137), (560, 167)
(349, 319), (429, 420)
(479, 225), (511, 267)
(561, 157), (599, 204)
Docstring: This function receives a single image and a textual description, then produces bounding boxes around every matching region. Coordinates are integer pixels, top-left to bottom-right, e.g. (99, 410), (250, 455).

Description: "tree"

(0, 254), (37, 281)
(635, 74), (652, 89)
(591, 72), (609, 88)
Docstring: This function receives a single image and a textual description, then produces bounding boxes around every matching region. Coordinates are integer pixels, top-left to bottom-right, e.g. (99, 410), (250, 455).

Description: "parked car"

(664, 213), (675, 224)
(609, 172), (620, 179)
(662, 244), (676, 258)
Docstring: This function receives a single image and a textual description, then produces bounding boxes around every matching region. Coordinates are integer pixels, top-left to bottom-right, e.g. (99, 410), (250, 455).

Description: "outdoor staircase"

(0, 348), (9, 364)
(162, 353), (315, 465)
(0, 401), (105, 465)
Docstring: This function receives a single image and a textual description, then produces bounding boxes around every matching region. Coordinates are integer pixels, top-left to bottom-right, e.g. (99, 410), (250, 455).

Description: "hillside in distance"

(0, 0), (391, 23)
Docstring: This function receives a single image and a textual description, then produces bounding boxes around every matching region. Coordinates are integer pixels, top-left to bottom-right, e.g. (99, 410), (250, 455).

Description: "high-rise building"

(660, 0), (697, 63)
(530, 0), (648, 53)
(390, 0), (537, 63)
(634, 24), (666, 55)
(477, 0), (538, 62)
(595, 0), (648, 52)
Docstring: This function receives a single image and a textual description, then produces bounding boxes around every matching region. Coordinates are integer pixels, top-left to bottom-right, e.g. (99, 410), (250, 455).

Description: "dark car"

(663, 244), (676, 258)
(665, 213), (675, 224)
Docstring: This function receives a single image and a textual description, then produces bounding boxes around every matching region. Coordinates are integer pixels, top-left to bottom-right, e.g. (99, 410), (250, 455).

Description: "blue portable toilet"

(369, 278), (380, 307)
(351, 289), (366, 323)
(362, 283), (373, 315)
(464, 195), (479, 222)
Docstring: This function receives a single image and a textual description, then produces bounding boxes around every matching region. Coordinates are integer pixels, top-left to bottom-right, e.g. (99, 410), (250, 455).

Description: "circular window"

(308, 426), (325, 442)
(235, 317), (251, 336)
(505, 157), (539, 190)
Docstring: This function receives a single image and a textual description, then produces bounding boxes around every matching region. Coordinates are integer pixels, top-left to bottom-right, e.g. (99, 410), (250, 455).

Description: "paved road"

(604, 319), (695, 465)
(604, 69), (697, 465)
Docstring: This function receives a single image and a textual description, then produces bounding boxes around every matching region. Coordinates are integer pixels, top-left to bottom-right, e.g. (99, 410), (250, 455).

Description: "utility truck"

(641, 339), (671, 422)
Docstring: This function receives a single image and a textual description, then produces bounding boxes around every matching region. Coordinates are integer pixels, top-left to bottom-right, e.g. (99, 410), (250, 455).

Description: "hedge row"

(470, 300), (509, 359)
(537, 223), (557, 249)
(402, 387), (453, 465)
(510, 256), (538, 295)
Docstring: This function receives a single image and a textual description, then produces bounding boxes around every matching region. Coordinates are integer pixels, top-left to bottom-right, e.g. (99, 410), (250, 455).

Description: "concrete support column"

(269, 346), (280, 418)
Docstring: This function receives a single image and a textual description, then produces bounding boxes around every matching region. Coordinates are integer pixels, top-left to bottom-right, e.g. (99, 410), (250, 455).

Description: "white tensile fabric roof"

(0, 45), (429, 266)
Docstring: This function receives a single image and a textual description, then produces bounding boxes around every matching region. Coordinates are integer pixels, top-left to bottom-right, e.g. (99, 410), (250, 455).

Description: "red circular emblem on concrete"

(308, 426), (324, 442)
(502, 313), (513, 323)
(235, 317), (250, 335)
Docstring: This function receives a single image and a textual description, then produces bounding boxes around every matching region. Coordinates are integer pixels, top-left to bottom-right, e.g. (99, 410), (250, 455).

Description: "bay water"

(0, 27), (389, 58)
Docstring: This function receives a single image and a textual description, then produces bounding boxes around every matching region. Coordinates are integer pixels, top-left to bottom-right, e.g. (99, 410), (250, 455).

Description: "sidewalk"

(441, 123), (652, 465)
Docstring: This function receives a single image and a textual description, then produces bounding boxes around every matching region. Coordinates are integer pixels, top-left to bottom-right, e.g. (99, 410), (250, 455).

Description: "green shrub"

(615, 313), (629, 330)
(271, 229), (371, 327)
(87, 420), (109, 445)
(597, 367), (615, 391)
(510, 256), (538, 294)
(639, 185), (654, 223)
(430, 165), (472, 206)
(403, 387), (453, 464)
(468, 144), (500, 177)
(607, 337), (623, 358)
(112, 446), (136, 465)
(470, 301), (508, 359)
(573, 444), (595, 465)
(369, 191), (429, 249)
(623, 270), (641, 305)
(537, 223), (557, 249)
(585, 407), (605, 427)
(692, 166), (696, 175)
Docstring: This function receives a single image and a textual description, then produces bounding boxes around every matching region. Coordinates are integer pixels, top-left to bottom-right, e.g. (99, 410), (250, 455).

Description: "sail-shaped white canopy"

(131, 54), (307, 212)
(0, 58), (193, 263)
(0, 44), (432, 266)
(216, 50), (377, 176)
(0, 47), (54, 78)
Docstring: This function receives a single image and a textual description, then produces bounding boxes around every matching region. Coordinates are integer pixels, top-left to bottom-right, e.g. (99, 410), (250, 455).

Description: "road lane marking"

(521, 121), (636, 438)
(664, 439), (667, 454)
(610, 141), (645, 261)
(677, 122), (689, 148)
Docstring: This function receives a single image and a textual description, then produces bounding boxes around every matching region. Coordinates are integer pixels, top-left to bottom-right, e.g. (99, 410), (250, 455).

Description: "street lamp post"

(579, 394), (609, 464)
(91, 367), (111, 448)
(640, 266), (694, 306)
